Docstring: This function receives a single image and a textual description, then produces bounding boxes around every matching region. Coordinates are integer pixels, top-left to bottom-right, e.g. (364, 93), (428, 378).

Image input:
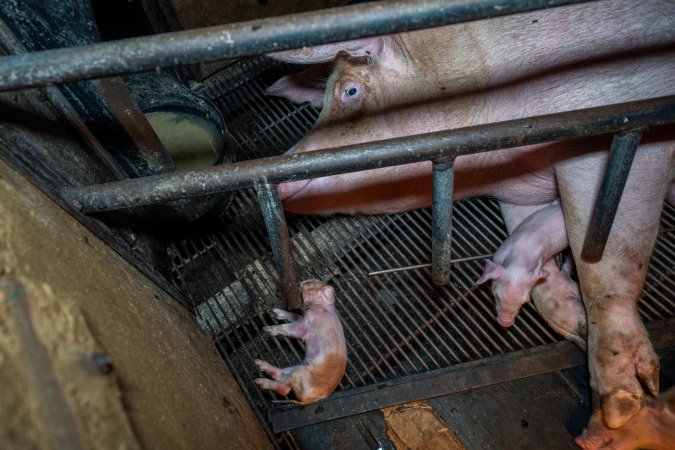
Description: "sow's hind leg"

(555, 137), (674, 429)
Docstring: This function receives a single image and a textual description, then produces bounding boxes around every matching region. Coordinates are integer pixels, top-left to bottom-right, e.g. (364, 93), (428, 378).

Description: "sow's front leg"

(555, 139), (674, 429)
(499, 201), (588, 350)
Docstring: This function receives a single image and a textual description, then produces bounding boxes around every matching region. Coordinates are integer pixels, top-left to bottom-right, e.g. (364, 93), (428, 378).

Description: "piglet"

(254, 280), (347, 404)
(575, 385), (675, 450)
(477, 200), (567, 327)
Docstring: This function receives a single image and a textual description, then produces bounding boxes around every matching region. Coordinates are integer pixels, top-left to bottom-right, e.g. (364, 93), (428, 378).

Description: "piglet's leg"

(254, 359), (286, 381)
(254, 378), (293, 397)
(272, 308), (302, 323)
(263, 322), (307, 339)
(575, 385), (675, 450)
(555, 140), (672, 429)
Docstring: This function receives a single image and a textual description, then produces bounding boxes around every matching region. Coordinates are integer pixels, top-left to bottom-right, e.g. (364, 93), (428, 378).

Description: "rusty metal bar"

(64, 95), (675, 213)
(0, 0), (591, 92)
(0, 19), (128, 181)
(431, 159), (455, 285)
(91, 77), (175, 174)
(255, 182), (303, 309)
(581, 127), (645, 262)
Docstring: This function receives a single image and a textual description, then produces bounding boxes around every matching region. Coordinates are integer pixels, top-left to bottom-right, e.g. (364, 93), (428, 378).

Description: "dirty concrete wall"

(0, 159), (270, 449)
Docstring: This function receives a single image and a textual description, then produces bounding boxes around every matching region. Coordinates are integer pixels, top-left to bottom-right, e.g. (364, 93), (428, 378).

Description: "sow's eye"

(340, 82), (362, 104)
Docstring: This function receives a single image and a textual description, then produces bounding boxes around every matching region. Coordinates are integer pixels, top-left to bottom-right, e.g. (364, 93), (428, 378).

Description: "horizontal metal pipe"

(0, 0), (591, 92)
(63, 95), (675, 213)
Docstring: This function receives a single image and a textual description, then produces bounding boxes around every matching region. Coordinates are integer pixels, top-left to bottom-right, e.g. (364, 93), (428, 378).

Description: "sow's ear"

(265, 64), (330, 108)
(267, 36), (384, 63)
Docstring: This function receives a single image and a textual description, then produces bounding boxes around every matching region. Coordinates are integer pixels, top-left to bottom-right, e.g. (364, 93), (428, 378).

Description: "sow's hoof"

(589, 315), (660, 429)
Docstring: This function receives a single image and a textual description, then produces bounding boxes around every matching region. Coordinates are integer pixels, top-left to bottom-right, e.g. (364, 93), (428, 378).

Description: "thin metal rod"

(0, 0), (590, 92)
(581, 127), (645, 262)
(64, 96), (675, 213)
(432, 159), (455, 284)
(255, 182), (302, 309)
(368, 253), (493, 276)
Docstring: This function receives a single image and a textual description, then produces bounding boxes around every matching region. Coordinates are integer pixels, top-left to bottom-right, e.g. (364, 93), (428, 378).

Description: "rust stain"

(382, 401), (466, 450)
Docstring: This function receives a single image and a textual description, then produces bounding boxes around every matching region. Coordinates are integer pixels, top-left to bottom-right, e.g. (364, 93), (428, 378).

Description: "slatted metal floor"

(168, 56), (675, 447)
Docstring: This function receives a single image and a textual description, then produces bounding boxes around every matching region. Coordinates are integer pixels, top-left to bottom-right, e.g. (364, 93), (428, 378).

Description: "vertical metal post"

(255, 182), (303, 309)
(581, 127), (645, 262)
(432, 158), (455, 285)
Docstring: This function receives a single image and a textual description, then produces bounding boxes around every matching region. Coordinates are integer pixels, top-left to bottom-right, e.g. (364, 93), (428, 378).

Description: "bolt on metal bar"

(581, 127), (645, 262)
(63, 96), (675, 213)
(432, 159), (455, 285)
(254, 182), (303, 309)
(0, 0), (591, 93)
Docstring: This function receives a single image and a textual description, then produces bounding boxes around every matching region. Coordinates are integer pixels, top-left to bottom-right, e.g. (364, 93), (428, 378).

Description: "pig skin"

(477, 200), (567, 328)
(498, 202), (588, 351)
(254, 280), (347, 404)
(267, 0), (675, 428)
(575, 385), (675, 450)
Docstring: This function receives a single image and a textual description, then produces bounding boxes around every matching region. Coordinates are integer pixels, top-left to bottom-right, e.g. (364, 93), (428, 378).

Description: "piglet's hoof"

(576, 388), (675, 450)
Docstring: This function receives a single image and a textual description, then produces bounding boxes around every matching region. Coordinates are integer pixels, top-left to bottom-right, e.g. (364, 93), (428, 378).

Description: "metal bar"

(368, 253), (492, 276)
(91, 77), (176, 174)
(255, 182), (303, 309)
(0, 19), (129, 181)
(432, 159), (455, 284)
(581, 128), (645, 262)
(64, 96), (675, 213)
(269, 316), (675, 432)
(0, 0), (591, 92)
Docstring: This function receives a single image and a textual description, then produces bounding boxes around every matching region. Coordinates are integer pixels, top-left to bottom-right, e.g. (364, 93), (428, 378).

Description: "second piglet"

(254, 280), (347, 404)
(477, 200), (567, 327)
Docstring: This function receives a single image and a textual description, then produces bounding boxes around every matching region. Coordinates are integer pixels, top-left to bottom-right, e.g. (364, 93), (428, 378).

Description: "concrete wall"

(0, 159), (270, 449)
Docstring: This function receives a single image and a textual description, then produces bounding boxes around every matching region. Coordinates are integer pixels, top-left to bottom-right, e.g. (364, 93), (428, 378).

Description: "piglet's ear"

(476, 259), (504, 285)
(265, 64), (330, 108)
(267, 37), (384, 64)
(321, 285), (336, 304)
(527, 258), (550, 284)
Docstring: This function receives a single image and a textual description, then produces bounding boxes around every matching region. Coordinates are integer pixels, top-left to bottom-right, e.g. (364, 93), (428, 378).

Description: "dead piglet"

(477, 201), (567, 327)
(254, 280), (347, 404)
(575, 385), (675, 450)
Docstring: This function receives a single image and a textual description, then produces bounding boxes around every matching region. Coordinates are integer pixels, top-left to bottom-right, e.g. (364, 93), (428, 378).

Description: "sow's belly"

(279, 144), (561, 216)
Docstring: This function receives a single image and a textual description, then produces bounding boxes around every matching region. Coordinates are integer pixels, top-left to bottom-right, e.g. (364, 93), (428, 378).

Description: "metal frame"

(2, 4), (674, 442)
(0, 0), (592, 92)
(61, 96), (675, 305)
(1, 0), (663, 307)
